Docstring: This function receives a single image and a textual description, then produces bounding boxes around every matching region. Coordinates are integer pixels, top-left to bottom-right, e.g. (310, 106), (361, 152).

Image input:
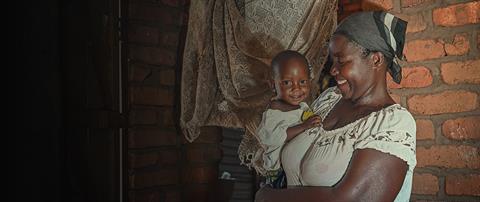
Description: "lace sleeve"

(353, 109), (417, 170)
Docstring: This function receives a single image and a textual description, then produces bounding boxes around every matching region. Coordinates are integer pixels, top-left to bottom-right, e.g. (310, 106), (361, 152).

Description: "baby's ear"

(268, 79), (275, 90)
(268, 79), (278, 99)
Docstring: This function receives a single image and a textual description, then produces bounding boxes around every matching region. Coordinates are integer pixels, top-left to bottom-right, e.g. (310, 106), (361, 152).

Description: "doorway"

(60, 0), (126, 201)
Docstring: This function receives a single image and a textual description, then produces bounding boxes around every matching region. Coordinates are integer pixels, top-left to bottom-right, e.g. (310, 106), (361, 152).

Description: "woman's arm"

(255, 148), (408, 202)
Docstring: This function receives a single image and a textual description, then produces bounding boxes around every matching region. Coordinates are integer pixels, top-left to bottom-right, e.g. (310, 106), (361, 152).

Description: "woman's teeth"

(337, 80), (347, 85)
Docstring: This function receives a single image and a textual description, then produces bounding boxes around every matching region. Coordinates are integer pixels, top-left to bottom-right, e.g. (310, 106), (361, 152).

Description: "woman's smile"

(336, 79), (347, 85)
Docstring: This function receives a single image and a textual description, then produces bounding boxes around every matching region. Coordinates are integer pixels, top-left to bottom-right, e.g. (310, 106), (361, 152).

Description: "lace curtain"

(180, 0), (338, 173)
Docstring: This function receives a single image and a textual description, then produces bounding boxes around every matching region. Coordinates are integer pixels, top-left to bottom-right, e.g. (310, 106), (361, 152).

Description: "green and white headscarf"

(334, 11), (408, 84)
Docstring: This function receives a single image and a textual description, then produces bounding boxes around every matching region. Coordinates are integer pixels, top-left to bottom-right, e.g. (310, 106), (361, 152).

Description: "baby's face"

(273, 58), (310, 106)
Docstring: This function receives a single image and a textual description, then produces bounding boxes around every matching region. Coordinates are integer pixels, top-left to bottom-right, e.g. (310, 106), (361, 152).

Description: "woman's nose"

(330, 64), (339, 76)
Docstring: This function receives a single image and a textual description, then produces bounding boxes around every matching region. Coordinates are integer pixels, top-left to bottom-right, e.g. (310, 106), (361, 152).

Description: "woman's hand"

(255, 186), (273, 202)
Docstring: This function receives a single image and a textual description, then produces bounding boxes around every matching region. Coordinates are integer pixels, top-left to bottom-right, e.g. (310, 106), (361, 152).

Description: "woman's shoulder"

(382, 104), (415, 130)
(361, 104), (416, 135)
(353, 104), (417, 170)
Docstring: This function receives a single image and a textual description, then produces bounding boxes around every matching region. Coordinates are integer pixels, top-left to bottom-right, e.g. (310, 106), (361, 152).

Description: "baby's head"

(270, 50), (311, 106)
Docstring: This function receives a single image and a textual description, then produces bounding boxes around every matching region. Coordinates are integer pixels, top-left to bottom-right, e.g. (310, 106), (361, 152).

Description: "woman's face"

(328, 34), (375, 101)
(273, 57), (310, 106)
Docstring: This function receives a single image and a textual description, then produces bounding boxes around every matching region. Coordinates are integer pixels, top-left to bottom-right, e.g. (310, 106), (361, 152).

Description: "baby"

(257, 50), (322, 188)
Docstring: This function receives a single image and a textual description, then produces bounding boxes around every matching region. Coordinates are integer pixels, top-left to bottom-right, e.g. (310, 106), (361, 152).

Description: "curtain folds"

(180, 0), (338, 173)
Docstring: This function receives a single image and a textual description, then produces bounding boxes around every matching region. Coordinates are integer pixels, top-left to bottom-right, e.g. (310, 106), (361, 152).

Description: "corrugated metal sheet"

(219, 128), (255, 202)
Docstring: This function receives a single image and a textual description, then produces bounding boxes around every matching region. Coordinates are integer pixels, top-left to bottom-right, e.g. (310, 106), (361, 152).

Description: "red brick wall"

(126, 0), (224, 201)
(126, 0), (222, 201)
(340, 0), (479, 201)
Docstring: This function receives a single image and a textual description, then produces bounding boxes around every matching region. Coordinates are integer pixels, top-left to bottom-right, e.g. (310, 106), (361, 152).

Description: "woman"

(255, 11), (416, 202)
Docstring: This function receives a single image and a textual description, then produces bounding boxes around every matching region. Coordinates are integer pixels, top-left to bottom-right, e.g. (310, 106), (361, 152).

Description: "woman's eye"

(334, 57), (346, 65)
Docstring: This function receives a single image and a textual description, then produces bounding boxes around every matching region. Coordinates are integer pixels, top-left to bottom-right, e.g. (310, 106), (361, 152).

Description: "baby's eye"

(282, 80), (292, 86)
(300, 80), (308, 85)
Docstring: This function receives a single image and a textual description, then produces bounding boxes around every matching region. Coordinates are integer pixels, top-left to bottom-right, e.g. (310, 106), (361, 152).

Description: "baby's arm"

(285, 115), (322, 141)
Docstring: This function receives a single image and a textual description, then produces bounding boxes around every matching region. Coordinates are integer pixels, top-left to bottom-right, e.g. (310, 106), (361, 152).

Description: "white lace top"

(257, 102), (310, 171)
(281, 87), (417, 202)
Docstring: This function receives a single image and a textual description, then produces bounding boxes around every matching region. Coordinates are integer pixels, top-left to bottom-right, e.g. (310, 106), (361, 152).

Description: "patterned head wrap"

(334, 11), (407, 84)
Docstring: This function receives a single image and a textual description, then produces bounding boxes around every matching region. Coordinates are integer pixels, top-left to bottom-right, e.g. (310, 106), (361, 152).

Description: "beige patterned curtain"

(180, 0), (338, 173)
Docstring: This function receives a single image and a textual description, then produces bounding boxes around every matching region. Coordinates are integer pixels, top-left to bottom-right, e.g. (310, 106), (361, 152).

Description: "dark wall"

(12, 1), (62, 202)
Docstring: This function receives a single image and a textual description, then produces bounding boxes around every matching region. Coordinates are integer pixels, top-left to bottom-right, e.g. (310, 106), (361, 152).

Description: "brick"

(129, 4), (183, 26)
(401, 0), (434, 8)
(181, 10), (189, 25)
(159, 69), (176, 86)
(128, 127), (177, 148)
(130, 109), (157, 125)
(185, 145), (222, 163)
(129, 189), (181, 202)
(128, 189), (162, 202)
(444, 33), (470, 56)
(128, 24), (159, 45)
(129, 64), (152, 82)
(160, 31), (180, 47)
(445, 174), (480, 196)
(416, 145), (480, 169)
(129, 152), (157, 169)
(129, 150), (178, 169)
(405, 39), (445, 62)
(416, 119), (435, 140)
(390, 93), (401, 104)
(183, 127), (222, 144)
(477, 32), (480, 50)
(140, 69), (176, 86)
(182, 166), (218, 183)
(129, 45), (176, 66)
(442, 116), (480, 140)
(441, 59), (480, 84)
(398, 13), (427, 33)
(412, 173), (439, 195)
(130, 169), (179, 188)
(343, 2), (362, 12)
(165, 190), (181, 202)
(183, 184), (209, 202)
(162, 108), (175, 126)
(387, 66), (433, 89)
(361, 0), (393, 11)
(161, 0), (187, 7)
(433, 1), (480, 27)
(407, 90), (477, 115)
(131, 86), (174, 106)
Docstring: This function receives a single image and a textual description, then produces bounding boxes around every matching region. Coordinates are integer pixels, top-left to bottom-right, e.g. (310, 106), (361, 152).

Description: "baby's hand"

(303, 115), (322, 129)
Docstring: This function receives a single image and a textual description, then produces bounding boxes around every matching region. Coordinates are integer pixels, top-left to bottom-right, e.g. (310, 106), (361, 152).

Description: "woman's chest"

(299, 132), (357, 186)
(321, 101), (378, 131)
